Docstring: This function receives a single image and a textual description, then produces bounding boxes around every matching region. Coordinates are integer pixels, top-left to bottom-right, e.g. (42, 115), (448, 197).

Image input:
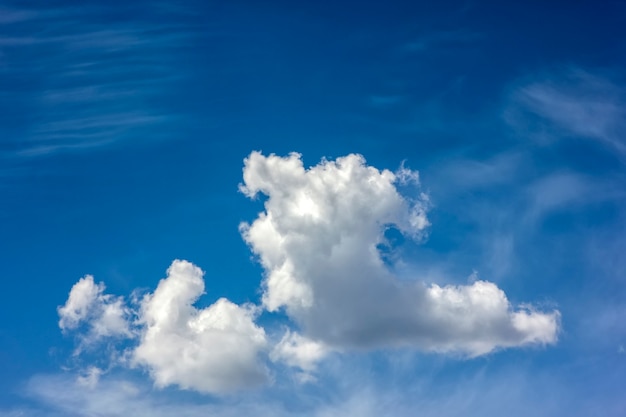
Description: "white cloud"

(58, 261), (269, 394)
(132, 260), (268, 393)
(58, 275), (130, 343)
(270, 330), (329, 372)
(240, 152), (559, 355)
(56, 152), (562, 395)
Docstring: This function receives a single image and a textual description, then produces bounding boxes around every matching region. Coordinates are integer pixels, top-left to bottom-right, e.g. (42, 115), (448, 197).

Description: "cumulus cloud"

(240, 152), (559, 355)
(57, 151), (561, 394)
(58, 260), (268, 394)
(58, 275), (131, 343)
(133, 260), (268, 393)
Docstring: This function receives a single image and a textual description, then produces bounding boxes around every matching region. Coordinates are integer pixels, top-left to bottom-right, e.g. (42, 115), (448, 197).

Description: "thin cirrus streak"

(0, 2), (196, 157)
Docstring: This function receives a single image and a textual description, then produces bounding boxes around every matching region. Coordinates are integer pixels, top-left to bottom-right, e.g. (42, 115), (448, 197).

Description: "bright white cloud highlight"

(240, 152), (559, 355)
(133, 260), (268, 393)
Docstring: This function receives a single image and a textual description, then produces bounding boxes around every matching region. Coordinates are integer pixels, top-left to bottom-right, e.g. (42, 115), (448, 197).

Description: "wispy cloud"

(417, 145), (626, 287)
(14, 352), (625, 417)
(0, 3), (195, 156)
(506, 68), (626, 155)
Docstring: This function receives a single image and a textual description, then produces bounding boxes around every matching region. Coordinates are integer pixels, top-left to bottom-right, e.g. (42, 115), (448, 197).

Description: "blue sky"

(1, 0), (625, 415)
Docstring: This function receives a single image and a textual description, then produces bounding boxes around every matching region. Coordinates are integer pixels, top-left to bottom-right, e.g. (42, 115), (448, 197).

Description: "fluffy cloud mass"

(58, 151), (560, 394)
(133, 260), (268, 393)
(240, 152), (559, 355)
(58, 261), (268, 394)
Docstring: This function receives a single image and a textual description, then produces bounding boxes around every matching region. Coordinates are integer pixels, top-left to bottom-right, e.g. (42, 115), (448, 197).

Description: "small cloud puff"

(58, 275), (131, 344)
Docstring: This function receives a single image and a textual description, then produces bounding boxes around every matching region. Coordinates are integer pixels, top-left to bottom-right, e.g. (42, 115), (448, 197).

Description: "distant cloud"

(507, 68), (626, 154)
(429, 151), (525, 191)
(18, 355), (581, 417)
(524, 172), (594, 222)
